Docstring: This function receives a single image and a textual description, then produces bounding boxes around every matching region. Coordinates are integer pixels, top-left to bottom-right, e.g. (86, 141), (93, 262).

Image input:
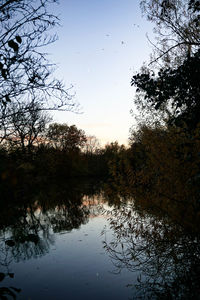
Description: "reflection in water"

(0, 179), (104, 299)
(0, 179), (200, 299)
(0, 183), (104, 259)
(103, 203), (200, 299)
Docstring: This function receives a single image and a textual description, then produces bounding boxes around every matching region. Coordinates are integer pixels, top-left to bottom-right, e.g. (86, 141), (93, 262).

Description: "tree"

(0, 0), (78, 136)
(131, 49), (200, 128)
(83, 135), (100, 154)
(140, 0), (200, 67)
(131, 0), (200, 128)
(46, 123), (87, 152)
(189, 0), (200, 12)
(2, 101), (51, 151)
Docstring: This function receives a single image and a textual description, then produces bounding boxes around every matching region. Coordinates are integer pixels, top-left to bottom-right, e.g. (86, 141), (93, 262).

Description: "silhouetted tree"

(0, 0), (78, 139)
(132, 0), (200, 127)
(83, 135), (100, 154)
(1, 101), (51, 151)
(46, 123), (87, 152)
(131, 50), (200, 128)
(140, 0), (200, 67)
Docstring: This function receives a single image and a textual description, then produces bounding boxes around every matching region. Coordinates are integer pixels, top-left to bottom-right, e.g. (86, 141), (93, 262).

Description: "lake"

(0, 180), (199, 299)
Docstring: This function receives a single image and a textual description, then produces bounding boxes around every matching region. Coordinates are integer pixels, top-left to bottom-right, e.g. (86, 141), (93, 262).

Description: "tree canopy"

(132, 49), (200, 128)
(46, 123), (87, 152)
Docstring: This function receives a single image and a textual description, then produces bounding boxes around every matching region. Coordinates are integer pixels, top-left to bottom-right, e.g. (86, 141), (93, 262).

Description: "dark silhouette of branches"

(1, 100), (52, 150)
(140, 0), (200, 67)
(103, 203), (200, 299)
(0, 0), (79, 141)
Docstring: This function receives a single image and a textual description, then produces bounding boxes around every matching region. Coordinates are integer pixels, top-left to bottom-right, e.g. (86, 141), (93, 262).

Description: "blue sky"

(48, 0), (153, 145)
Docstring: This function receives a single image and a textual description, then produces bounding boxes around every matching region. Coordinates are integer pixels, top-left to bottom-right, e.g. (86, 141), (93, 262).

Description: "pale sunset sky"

(48, 0), (153, 145)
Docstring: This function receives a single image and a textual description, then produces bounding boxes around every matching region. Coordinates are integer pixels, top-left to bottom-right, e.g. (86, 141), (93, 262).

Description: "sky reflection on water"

(0, 197), (135, 300)
(0, 182), (200, 300)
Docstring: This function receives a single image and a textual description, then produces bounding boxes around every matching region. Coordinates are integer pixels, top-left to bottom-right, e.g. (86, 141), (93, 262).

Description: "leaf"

(5, 95), (10, 102)
(8, 40), (19, 52)
(15, 36), (22, 44)
(1, 69), (7, 79)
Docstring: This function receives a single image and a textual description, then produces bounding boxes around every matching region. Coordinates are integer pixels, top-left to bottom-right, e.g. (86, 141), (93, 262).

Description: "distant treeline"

(0, 122), (119, 183)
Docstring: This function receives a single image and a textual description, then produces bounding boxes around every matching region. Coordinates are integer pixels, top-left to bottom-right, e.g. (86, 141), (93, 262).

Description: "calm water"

(0, 181), (200, 299)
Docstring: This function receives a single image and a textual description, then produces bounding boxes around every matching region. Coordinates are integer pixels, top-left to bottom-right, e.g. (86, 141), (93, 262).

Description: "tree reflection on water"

(0, 179), (103, 299)
(1, 178), (199, 299)
(103, 202), (200, 299)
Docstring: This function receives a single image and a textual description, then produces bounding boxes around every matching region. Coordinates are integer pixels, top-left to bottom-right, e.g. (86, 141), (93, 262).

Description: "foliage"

(46, 123), (87, 152)
(132, 49), (200, 129)
(132, 1), (200, 127)
(124, 1), (200, 222)
(129, 125), (200, 225)
(0, 122), (110, 182)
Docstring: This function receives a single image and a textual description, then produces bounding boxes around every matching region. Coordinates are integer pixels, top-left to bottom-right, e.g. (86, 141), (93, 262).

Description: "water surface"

(0, 181), (199, 299)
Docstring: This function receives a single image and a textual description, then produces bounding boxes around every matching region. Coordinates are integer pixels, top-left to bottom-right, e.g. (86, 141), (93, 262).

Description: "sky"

(47, 0), (153, 146)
